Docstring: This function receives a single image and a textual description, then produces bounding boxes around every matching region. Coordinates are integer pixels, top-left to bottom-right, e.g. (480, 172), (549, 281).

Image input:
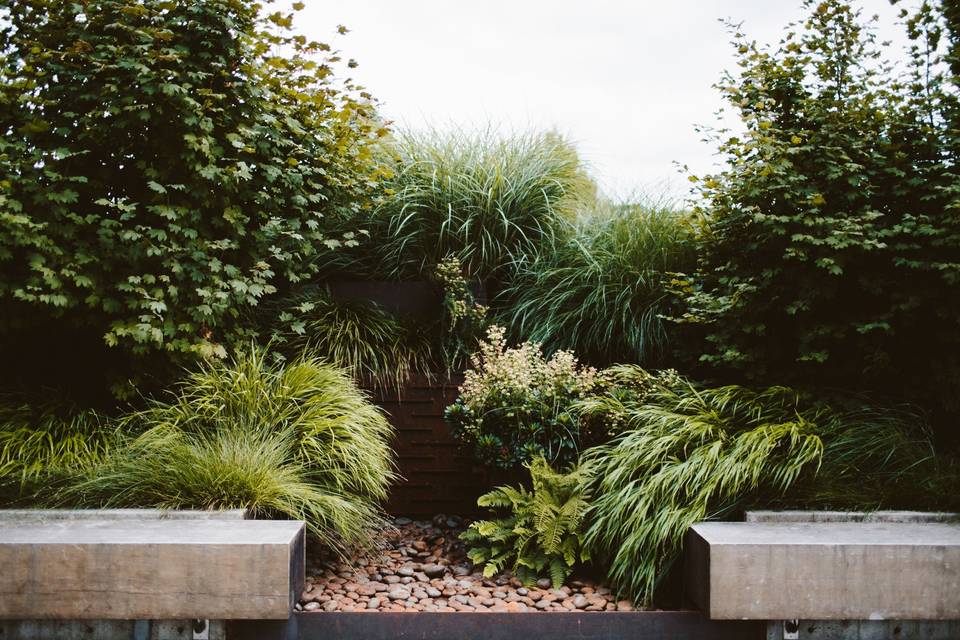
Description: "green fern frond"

(478, 485), (529, 509)
(467, 547), (490, 565)
(460, 455), (588, 588)
(548, 558), (569, 589)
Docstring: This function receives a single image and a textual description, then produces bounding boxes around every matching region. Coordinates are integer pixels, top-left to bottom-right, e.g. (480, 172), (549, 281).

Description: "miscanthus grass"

(367, 127), (594, 280)
(499, 197), (699, 366)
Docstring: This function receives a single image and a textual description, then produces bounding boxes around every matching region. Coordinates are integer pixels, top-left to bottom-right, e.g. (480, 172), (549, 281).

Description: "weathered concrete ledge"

(0, 619), (226, 640)
(763, 619), (960, 640)
(0, 518), (304, 620)
(744, 510), (959, 524)
(685, 521), (960, 620)
(0, 508), (249, 522)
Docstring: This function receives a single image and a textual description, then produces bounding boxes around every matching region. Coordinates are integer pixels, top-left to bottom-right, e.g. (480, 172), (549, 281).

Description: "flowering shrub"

(577, 364), (682, 437)
(445, 326), (601, 469)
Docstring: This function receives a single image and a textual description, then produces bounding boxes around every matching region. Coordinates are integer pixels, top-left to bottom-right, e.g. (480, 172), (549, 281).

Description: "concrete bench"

(684, 520), (960, 621)
(0, 508), (250, 522)
(744, 510), (959, 524)
(0, 516), (305, 621)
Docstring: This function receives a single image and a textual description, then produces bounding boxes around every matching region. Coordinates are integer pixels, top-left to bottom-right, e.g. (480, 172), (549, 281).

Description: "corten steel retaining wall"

(370, 376), (511, 517)
(336, 283), (500, 516)
(231, 611), (762, 640)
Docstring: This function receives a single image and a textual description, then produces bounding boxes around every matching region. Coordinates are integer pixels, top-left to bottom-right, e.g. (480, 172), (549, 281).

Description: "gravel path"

(298, 515), (635, 613)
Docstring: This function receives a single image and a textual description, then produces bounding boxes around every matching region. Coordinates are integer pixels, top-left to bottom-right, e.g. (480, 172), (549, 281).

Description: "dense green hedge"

(0, 0), (384, 393)
(677, 0), (960, 433)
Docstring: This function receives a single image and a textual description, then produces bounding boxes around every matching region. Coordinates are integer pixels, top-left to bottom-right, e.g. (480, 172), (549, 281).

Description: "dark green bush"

(264, 285), (434, 392)
(259, 254), (487, 389)
(676, 0), (960, 432)
(0, 0), (384, 391)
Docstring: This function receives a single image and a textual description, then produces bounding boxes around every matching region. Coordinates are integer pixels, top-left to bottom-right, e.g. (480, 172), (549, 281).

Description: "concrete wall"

(765, 619), (960, 640)
(685, 521), (960, 620)
(0, 619), (226, 640)
(0, 509), (248, 522)
(744, 510), (959, 524)
(0, 518), (304, 620)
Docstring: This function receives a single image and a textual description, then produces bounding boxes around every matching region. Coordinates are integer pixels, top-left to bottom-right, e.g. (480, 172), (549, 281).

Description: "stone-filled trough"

(297, 515), (631, 613)
(260, 513), (763, 640)
(5, 508), (959, 639)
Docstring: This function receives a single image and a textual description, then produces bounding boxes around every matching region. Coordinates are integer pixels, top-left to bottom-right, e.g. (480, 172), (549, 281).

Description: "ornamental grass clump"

(266, 286), (434, 392)
(63, 351), (396, 552)
(578, 371), (953, 605)
(445, 326), (602, 469)
(365, 127), (594, 280)
(0, 400), (119, 503)
(500, 197), (699, 365)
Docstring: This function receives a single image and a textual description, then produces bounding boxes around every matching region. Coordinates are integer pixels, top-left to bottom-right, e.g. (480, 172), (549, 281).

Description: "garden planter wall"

(327, 277), (498, 517)
(686, 520), (960, 620)
(684, 511), (960, 640)
(327, 280), (487, 319)
(232, 611), (761, 640)
(0, 515), (304, 620)
(370, 376), (517, 516)
(327, 281), (440, 317)
(0, 509), (301, 640)
(0, 508), (250, 522)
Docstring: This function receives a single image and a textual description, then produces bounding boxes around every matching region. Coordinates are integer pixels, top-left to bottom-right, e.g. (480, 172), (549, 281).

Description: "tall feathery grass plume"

(499, 196), (699, 366)
(352, 126), (595, 281)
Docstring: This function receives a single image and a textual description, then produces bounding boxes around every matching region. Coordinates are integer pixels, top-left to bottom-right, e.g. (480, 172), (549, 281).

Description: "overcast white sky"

(289, 1), (909, 200)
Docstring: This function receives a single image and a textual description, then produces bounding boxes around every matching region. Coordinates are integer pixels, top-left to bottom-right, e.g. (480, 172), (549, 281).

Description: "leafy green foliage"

(461, 457), (590, 588)
(578, 369), (955, 604)
(261, 255), (487, 389)
(500, 198), (699, 365)
(676, 0), (960, 427)
(321, 128), (593, 282)
(445, 326), (605, 470)
(0, 400), (118, 502)
(0, 0), (385, 373)
(265, 286), (434, 391)
(434, 255), (489, 374)
(60, 351), (396, 551)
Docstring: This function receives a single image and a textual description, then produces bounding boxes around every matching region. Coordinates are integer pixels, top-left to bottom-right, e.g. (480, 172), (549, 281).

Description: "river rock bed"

(297, 515), (636, 613)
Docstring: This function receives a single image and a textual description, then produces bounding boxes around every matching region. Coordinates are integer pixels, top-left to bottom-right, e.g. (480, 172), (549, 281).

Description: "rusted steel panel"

(369, 377), (494, 516)
(231, 611), (762, 640)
